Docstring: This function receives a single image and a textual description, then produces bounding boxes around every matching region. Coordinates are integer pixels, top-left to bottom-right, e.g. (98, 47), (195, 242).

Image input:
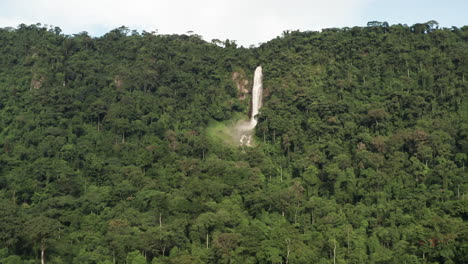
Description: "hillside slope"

(0, 23), (467, 264)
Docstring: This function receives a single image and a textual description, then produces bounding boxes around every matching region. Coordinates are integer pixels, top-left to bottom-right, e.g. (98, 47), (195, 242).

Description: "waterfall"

(250, 66), (263, 128)
(239, 66), (263, 146)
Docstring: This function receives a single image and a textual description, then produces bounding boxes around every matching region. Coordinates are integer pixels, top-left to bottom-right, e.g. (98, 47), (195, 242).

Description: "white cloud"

(0, 0), (373, 46)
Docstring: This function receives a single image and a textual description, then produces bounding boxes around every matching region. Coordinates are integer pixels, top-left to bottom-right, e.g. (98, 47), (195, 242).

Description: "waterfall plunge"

(239, 66), (263, 146)
(250, 66), (263, 129)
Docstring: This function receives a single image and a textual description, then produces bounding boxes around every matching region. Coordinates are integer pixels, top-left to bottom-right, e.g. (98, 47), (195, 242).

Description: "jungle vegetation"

(0, 21), (467, 264)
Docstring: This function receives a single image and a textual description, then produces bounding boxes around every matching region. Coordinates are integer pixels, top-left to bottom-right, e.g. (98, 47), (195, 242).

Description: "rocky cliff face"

(231, 71), (249, 100)
(30, 72), (45, 90)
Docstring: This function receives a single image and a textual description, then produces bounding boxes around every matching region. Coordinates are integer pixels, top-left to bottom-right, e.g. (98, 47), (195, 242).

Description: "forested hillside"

(0, 22), (467, 264)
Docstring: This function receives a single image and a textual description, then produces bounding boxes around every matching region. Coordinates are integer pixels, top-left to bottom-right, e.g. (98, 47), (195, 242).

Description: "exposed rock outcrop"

(114, 75), (124, 90)
(30, 73), (45, 90)
(231, 71), (249, 100)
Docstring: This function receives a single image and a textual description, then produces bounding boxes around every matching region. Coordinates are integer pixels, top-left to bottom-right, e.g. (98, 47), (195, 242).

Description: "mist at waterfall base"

(235, 66), (263, 147)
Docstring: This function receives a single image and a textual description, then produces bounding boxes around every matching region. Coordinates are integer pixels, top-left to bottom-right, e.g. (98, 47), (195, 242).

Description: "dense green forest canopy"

(0, 21), (467, 264)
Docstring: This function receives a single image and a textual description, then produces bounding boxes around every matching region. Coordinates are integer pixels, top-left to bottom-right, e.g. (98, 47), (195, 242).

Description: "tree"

(126, 251), (146, 264)
(23, 216), (61, 264)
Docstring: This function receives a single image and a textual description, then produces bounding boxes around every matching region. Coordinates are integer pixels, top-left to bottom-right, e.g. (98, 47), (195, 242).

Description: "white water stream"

(239, 66), (263, 146)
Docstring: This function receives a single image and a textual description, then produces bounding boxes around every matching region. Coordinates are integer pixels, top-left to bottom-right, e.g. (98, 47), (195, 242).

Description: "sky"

(0, 0), (466, 47)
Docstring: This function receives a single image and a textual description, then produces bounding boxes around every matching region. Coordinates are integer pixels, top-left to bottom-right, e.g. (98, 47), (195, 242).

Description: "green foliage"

(126, 251), (146, 264)
(0, 22), (466, 263)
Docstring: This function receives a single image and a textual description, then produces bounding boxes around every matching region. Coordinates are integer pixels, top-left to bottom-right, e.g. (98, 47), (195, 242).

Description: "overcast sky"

(0, 0), (466, 46)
